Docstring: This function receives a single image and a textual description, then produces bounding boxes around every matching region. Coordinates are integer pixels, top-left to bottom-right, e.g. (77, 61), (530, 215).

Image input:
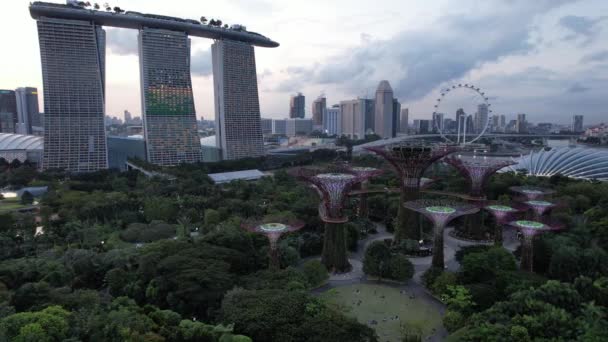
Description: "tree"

(302, 260), (328, 287)
(20, 191), (34, 205)
(0, 306), (70, 341)
(388, 254), (414, 281)
(362, 241), (391, 278)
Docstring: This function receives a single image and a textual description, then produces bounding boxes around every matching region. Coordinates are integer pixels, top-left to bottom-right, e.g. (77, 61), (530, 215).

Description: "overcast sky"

(1, 0), (607, 124)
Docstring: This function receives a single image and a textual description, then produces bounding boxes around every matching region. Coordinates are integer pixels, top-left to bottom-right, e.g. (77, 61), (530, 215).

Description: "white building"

(323, 105), (341, 136)
(286, 118), (313, 137)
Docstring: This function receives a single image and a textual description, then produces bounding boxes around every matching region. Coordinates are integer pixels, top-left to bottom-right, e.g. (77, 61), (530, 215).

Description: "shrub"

(443, 310), (465, 332)
(388, 254), (414, 281)
(422, 267), (444, 289)
(301, 260), (328, 288)
(430, 271), (458, 296)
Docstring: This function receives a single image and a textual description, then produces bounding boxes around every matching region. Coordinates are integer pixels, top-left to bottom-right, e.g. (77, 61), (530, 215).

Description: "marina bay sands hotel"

(29, 2), (279, 172)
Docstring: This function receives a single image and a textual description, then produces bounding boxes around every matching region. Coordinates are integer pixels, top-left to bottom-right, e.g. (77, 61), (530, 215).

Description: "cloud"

(559, 15), (607, 44)
(276, 1), (570, 102)
(106, 28), (138, 56)
(191, 49), (212, 77)
(581, 50), (608, 63)
(567, 83), (590, 93)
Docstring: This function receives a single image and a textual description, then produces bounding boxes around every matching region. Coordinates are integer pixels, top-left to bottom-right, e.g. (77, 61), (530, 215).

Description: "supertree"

(523, 200), (556, 219)
(510, 186), (555, 201)
(342, 166), (384, 219)
(484, 202), (522, 246)
(444, 153), (516, 199)
(366, 142), (458, 243)
(403, 199), (479, 269)
(509, 219), (564, 272)
(242, 219), (305, 269)
(295, 167), (377, 272)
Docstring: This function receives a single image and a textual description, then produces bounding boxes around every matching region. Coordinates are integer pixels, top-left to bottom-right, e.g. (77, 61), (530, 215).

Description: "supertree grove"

(242, 219), (305, 269)
(366, 142), (458, 243)
(484, 203), (522, 246)
(342, 166), (383, 219)
(403, 199), (479, 269)
(295, 167), (379, 272)
(510, 186), (556, 201)
(509, 219), (564, 272)
(523, 200), (556, 219)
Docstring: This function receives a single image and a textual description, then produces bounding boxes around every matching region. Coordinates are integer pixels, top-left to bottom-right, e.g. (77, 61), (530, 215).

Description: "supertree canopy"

(403, 199), (478, 269)
(242, 219), (305, 269)
(484, 203), (522, 246)
(523, 200), (556, 219)
(510, 186), (555, 201)
(444, 153), (516, 198)
(509, 219), (564, 272)
(342, 166), (384, 219)
(294, 167), (375, 273)
(366, 142), (458, 242)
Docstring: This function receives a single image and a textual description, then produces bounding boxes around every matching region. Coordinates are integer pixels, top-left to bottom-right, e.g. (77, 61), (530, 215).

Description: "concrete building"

(289, 93), (305, 118)
(374, 80), (394, 138)
(37, 17), (108, 172)
(107, 135), (147, 171)
(272, 119), (287, 135)
(124, 110), (132, 124)
(432, 112), (444, 133)
(312, 96), (326, 130)
(413, 119), (431, 134)
(15, 87), (40, 135)
(392, 99), (401, 138)
(212, 40), (264, 160)
(399, 108), (409, 133)
(323, 105), (341, 136)
(340, 98), (374, 139)
(517, 113), (527, 133)
(286, 118), (313, 136)
(572, 115), (584, 133)
(260, 118), (273, 134)
(139, 28), (201, 166)
(0, 90), (17, 133)
(474, 103), (489, 134)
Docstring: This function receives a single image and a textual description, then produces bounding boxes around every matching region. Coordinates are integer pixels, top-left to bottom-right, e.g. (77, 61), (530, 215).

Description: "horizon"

(1, 0), (607, 125)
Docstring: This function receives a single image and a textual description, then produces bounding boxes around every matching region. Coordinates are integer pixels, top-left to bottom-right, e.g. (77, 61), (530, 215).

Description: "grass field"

(0, 199), (28, 212)
(321, 284), (443, 341)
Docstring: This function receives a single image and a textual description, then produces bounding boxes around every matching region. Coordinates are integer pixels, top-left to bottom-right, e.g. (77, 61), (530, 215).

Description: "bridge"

(29, 2), (279, 47)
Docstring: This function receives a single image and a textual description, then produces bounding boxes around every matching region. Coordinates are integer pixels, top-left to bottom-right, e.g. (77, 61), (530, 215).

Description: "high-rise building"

(37, 17), (108, 172)
(432, 112), (445, 133)
(212, 39), (264, 160)
(139, 28), (201, 166)
(500, 115), (506, 129)
(15, 87), (40, 135)
(260, 118), (273, 134)
(272, 119), (287, 135)
(312, 96), (326, 129)
(474, 103), (489, 134)
(572, 115), (584, 132)
(323, 105), (341, 136)
(124, 110), (132, 124)
(286, 118), (313, 136)
(517, 113), (527, 133)
(392, 98), (401, 138)
(289, 93), (305, 119)
(491, 115), (500, 132)
(0, 90), (17, 133)
(413, 119), (431, 134)
(340, 98), (374, 140)
(399, 108), (409, 133)
(374, 80), (394, 138)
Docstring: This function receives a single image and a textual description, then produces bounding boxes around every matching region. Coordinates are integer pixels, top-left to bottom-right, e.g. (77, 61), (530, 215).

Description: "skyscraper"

(571, 115), (584, 132)
(289, 93), (305, 118)
(392, 98), (401, 137)
(312, 96), (326, 129)
(0, 90), (17, 133)
(432, 112), (445, 133)
(474, 103), (489, 133)
(15, 87), (40, 135)
(260, 118), (273, 134)
(37, 17), (107, 172)
(340, 98), (374, 139)
(124, 110), (132, 125)
(139, 28), (200, 166)
(517, 113), (527, 133)
(212, 39), (264, 160)
(399, 108), (409, 133)
(374, 80), (394, 138)
(323, 105), (341, 136)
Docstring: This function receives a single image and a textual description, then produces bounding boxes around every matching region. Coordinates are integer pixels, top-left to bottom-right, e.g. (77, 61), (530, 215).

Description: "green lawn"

(321, 284), (443, 341)
(0, 199), (29, 212)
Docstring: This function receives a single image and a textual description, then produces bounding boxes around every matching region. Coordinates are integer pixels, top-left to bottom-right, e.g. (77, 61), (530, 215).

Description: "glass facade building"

(0, 90), (17, 133)
(139, 28), (201, 166)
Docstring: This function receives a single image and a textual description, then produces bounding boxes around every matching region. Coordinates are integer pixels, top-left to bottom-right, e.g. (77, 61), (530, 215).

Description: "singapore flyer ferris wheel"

(432, 84), (492, 144)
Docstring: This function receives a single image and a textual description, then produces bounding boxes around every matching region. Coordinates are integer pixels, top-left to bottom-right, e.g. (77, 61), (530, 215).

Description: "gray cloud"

(559, 15), (607, 44)
(191, 49), (212, 77)
(567, 83), (591, 93)
(277, 1), (570, 102)
(581, 50), (608, 63)
(106, 28), (138, 56)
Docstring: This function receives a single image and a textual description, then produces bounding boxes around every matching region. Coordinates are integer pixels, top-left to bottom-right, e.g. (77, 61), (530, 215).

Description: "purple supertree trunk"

(343, 166), (383, 219)
(484, 203), (521, 246)
(242, 221), (305, 269)
(524, 200), (556, 220)
(366, 144), (458, 242)
(509, 220), (564, 272)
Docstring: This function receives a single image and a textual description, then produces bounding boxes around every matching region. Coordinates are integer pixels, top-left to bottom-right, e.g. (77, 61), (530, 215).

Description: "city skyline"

(1, 0), (607, 124)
